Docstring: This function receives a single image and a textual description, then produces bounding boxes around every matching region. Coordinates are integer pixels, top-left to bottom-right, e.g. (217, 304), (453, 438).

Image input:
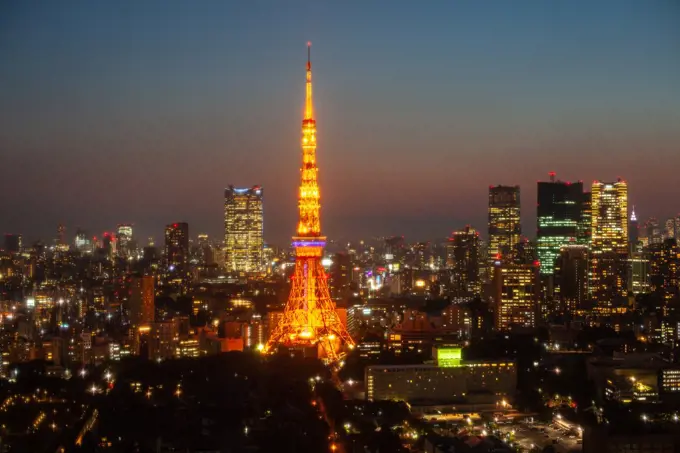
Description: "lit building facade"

(536, 174), (583, 275)
(590, 180), (628, 305)
(446, 226), (480, 297)
(493, 262), (539, 330)
(366, 347), (516, 403)
(488, 185), (521, 267)
(224, 186), (264, 274)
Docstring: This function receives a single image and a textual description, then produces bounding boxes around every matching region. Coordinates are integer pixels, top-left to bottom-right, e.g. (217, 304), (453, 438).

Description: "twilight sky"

(1, 1), (679, 247)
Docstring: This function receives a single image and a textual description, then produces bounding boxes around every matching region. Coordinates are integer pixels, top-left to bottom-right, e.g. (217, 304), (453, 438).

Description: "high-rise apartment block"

(493, 262), (539, 330)
(536, 173), (583, 275)
(488, 185), (521, 267)
(589, 180), (628, 305)
(224, 186), (264, 274)
(129, 275), (155, 328)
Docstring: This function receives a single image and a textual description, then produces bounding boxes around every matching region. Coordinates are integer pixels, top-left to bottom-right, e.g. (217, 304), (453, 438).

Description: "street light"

(89, 385), (98, 395)
(79, 369), (87, 378)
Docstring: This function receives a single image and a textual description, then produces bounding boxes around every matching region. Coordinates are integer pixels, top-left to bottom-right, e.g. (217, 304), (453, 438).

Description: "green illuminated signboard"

(437, 347), (462, 367)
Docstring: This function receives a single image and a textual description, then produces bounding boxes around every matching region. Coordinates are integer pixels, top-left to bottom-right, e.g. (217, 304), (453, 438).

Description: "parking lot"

(496, 420), (582, 452)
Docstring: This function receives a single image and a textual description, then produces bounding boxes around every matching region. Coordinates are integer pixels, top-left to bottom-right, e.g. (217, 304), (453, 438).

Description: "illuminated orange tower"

(265, 44), (354, 362)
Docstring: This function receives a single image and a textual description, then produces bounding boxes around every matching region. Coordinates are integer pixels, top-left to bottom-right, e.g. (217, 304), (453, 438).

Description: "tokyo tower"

(265, 44), (355, 362)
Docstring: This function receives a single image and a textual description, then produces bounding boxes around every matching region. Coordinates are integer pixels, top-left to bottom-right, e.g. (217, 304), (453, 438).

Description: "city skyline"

(2, 1), (680, 244)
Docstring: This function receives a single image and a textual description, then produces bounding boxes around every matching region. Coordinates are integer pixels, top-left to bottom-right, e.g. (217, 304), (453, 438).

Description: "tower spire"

(305, 42), (313, 120)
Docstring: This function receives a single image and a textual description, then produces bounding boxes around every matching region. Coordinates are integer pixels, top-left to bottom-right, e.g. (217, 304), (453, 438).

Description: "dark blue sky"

(1, 1), (679, 246)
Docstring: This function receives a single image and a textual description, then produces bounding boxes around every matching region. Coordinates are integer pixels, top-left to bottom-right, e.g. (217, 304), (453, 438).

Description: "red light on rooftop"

(173, 223), (178, 228)
(533, 260), (540, 267)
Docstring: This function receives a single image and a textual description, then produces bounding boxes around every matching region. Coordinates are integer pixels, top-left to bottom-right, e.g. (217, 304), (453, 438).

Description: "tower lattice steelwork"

(265, 44), (354, 362)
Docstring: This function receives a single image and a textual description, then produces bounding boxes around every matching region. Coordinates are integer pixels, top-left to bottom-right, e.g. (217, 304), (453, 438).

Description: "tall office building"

(3, 234), (22, 253)
(129, 275), (155, 327)
(554, 245), (589, 313)
(116, 224), (133, 258)
(536, 173), (583, 275)
(628, 251), (650, 296)
(224, 186), (264, 274)
(493, 262), (539, 330)
(590, 180), (628, 305)
(488, 185), (521, 267)
(446, 226), (480, 297)
(165, 223), (189, 273)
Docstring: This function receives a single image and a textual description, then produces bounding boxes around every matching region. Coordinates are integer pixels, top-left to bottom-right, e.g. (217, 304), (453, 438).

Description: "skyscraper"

(116, 224), (133, 258)
(536, 173), (583, 276)
(165, 222), (189, 273)
(446, 226), (480, 297)
(129, 275), (155, 328)
(265, 44), (354, 362)
(3, 234), (22, 253)
(224, 185), (264, 274)
(493, 262), (539, 330)
(74, 229), (91, 253)
(488, 185), (521, 268)
(554, 245), (589, 313)
(590, 179), (628, 305)
(648, 239), (680, 314)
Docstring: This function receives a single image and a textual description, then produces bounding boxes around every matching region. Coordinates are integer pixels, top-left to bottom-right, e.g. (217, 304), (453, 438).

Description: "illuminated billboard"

(436, 347), (462, 367)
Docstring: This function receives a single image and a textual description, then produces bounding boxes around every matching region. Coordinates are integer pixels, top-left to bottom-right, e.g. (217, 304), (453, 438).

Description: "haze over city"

(1, 1), (679, 244)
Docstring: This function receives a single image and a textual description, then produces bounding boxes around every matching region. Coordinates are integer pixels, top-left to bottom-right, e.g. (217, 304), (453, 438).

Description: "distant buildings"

(589, 180), (628, 305)
(536, 173), (583, 275)
(224, 186), (264, 274)
(487, 185), (521, 267)
(492, 262), (539, 330)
